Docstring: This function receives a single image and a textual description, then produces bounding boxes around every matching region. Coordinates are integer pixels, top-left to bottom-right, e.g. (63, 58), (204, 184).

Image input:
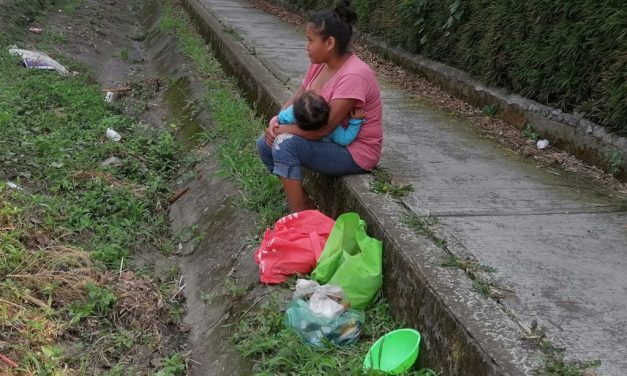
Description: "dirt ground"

(4, 0), (190, 373)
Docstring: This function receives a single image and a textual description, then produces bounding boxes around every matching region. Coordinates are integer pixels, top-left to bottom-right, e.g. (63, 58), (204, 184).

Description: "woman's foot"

(280, 177), (317, 213)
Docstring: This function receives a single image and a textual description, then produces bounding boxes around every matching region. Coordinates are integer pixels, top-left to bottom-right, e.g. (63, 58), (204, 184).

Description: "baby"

(277, 91), (365, 146)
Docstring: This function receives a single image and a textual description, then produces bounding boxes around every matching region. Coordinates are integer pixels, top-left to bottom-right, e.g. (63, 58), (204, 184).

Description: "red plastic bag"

(255, 210), (335, 284)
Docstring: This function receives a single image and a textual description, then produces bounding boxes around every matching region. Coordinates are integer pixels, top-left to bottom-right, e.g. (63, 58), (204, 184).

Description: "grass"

(0, 0), (55, 45)
(440, 255), (496, 273)
(472, 279), (492, 297)
(371, 168), (414, 198)
(159, 1), (284, 229)
(604, 149), (623, 177)
(402, 212), (447, 249)
(232, 296), (438, 375)
(440, 255), (499, 298)
(62, 0), (84, 12)
(482, 104), (497, 117)
(159, 2), (439, 375)
(119, 47), (130, 62)
(0, 4), (188, 372)
(522, 124), (541, 141)
(530, 333), (601, 376)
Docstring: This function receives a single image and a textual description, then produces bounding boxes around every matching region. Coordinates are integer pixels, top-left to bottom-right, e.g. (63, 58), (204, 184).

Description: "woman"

(256, 0), (383, 212)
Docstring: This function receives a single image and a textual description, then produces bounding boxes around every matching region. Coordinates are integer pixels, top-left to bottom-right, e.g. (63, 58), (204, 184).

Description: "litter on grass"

(9, 47), (69, 75)
(106, 128), (122, 142)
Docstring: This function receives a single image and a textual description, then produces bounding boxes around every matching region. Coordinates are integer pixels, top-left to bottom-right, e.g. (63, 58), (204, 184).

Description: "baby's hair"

(293, 91), (330, 131)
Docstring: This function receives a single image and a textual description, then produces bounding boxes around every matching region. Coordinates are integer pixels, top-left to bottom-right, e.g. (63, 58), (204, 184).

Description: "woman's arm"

(265, 86), (305, 146)
(275, 98), (358, 140)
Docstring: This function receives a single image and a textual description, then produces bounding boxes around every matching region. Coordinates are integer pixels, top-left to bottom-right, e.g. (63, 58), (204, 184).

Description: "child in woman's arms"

(277, 90), (365, 146)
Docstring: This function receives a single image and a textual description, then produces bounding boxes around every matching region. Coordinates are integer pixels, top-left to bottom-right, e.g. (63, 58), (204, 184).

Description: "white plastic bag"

(9, 47), (69, 75)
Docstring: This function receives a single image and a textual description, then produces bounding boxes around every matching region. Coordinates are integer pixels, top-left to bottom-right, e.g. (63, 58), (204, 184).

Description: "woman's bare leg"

(280, 177), (314, 213)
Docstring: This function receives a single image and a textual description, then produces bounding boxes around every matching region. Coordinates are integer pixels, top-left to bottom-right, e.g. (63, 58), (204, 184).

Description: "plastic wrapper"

(284, 299), (364, 348)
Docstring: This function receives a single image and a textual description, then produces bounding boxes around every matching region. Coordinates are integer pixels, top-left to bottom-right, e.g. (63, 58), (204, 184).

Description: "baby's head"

(293, 90), (330, 131)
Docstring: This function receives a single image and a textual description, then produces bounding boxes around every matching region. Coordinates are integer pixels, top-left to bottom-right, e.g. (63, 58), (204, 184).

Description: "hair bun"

(334, 0), (357, 25)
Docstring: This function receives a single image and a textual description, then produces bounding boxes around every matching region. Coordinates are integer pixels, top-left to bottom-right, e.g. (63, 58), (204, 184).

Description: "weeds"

(604, 150), (623, 176)
(441, 255), (496, 273)
(472, 279), (492, 297)
(160, 1), (284, 229)
(528, 330), (601, 375)
(482, 104), (497, 117)
(0, 2), (186, 371)
(156, 353), (188, 376)
(69, 282), (118, 323)
(371, 168), (414, 198)
(441, 255), (501, 299)
(522, 124), (540, 141)
(402, 212), (447, 248)
(233, 296), (436, 375)
(224, 278), (248, 299)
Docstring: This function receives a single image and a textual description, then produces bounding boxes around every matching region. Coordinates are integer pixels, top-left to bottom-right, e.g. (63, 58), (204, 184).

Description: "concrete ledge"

(182, 0), (542, 374)
(183, 0), (291, 117)
(269, 0), (627, 179)
(359, 36), (627, 179)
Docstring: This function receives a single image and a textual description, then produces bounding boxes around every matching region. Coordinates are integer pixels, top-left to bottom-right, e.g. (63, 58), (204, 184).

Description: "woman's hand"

(264, 116), (279, 146)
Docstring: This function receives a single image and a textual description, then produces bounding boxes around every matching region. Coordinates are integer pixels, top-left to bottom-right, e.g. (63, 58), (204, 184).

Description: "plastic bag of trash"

(8, 47), (69, 75)
(284, 299), (364, 348)
(311, 213), (383, 310)
(309, 288), (346, 318)
(293, 279), (348, 318)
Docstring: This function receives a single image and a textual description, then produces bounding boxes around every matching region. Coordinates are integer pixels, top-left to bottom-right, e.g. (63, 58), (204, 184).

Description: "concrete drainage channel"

(177, 0), (549, 375)
(141, 2), (263, 375)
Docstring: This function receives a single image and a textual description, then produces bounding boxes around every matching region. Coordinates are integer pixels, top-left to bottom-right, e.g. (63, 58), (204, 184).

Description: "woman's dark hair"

(293, 91), (330, 131)
(309, 0), (357, 55)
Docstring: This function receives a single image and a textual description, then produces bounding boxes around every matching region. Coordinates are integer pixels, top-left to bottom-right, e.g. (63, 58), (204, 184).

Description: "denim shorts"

(256, 134), (367, 180)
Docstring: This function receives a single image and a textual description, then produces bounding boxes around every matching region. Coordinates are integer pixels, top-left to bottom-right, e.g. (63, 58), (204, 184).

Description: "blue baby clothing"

(277, 105), (363, 146)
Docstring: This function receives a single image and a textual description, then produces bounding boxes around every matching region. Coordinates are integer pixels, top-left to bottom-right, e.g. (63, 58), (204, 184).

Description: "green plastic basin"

(363, 328), (421, 374)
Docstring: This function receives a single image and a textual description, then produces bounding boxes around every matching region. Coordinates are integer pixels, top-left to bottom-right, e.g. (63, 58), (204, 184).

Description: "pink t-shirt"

(302, 54), (383, 171)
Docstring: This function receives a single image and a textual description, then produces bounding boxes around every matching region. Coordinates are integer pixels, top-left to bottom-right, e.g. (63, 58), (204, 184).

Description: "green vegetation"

(522, 124), (541, 141)
(482, 104), (497, 118)
(402, 212), (447, 249)
(0, 3), (187, 373)
(0, 0), (55, 45)
(160, 2), (441, 375)
(156, 353), (188, 376)
(371, 168), (414, 198)
(232, 296), (438, 375)
(288, 0), (627, 134)
(604, 149), (624, 177)
(531, 335), (600, 376)
(441, 255), (496, 273)
(119, 46), (130, 61)
(159, 2), (284, 229)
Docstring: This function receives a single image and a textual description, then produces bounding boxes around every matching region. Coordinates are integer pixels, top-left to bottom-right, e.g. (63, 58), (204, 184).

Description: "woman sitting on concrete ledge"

(257, 0), (383, 213)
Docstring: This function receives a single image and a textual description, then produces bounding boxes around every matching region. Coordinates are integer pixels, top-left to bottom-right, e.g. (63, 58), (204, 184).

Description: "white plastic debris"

(293, 279), (347, 318)
(309, 285), (346, 318)
(536, 139), (550, 150)
(106, 128), (122, 142)
(101, 156), (122, 167)
(6, 182), (21, 190)
(8, 47), (69, 75)
(104, 91), (115, 103)
(293, 279), (320, 300)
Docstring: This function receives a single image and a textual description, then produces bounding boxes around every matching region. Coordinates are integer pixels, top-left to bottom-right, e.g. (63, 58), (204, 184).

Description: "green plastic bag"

(311, 213), (383, 309)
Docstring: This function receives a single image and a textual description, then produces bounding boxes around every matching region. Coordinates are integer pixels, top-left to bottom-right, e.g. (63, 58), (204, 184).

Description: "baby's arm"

(329, 108), (365, 146)
(277, 105), (296, 125)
